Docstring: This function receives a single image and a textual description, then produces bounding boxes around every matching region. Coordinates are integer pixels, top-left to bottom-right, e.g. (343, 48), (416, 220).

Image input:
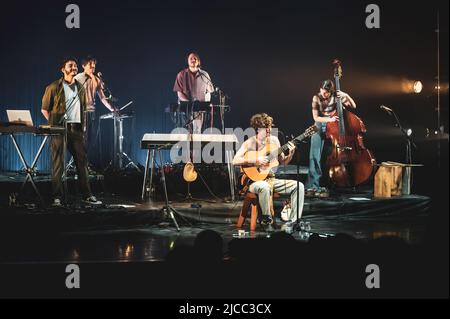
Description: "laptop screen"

(6, 110), (33, 126)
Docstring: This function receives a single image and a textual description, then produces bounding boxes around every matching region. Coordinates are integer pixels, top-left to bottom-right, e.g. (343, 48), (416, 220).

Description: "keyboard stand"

(9, 134), (49, 205)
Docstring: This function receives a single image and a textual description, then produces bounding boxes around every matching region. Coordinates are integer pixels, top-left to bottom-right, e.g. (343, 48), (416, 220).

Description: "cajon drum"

(374, 162), (423, 198)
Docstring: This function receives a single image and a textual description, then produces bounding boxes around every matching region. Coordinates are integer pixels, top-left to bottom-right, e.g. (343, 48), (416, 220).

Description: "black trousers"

(83, 110), (97, 163)
(51, 123), (92, 198)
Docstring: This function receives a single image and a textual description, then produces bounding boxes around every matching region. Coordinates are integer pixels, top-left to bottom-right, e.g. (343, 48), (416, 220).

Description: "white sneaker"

(83, 196), (102, 205)
(52, 198), (62, 207)
(280, 204), (291, 222)
(281, 221), (294, 233)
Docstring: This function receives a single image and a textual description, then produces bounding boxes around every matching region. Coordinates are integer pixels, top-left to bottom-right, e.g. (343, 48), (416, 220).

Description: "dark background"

(0, 0), (448, 171)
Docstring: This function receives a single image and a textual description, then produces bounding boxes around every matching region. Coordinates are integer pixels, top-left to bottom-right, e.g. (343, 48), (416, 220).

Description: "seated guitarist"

(232, 113), (305, 230)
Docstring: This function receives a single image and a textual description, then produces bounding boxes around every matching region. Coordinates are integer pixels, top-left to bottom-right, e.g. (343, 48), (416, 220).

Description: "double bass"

(325, 59), (376, 187)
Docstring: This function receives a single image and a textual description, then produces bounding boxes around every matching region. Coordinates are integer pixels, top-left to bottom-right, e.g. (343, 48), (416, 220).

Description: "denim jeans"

(306, 122), (327, 189)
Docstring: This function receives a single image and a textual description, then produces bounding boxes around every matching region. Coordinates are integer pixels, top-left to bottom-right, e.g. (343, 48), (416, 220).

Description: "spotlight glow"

(413, 81), (423, 93)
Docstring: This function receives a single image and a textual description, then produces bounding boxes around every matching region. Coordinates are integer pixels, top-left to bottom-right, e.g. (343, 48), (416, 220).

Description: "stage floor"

(0, 189), (430, 264)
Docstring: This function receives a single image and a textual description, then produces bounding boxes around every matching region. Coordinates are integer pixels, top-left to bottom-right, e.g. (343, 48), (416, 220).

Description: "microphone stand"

(384, 107), (416, 165)
(98, 73), (114, 103)
(157, 144), (192, 231)
(197, 68), (215, 92)
(198, 69), (230, 133)
(384, 106), (417, 193)
(290, 143), (303, 233)
(182, 101), (206, 131)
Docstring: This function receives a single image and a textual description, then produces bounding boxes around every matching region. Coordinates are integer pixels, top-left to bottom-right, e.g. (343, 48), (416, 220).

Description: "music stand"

(179, 101), (211, 132)
(101, 101), (141, 172)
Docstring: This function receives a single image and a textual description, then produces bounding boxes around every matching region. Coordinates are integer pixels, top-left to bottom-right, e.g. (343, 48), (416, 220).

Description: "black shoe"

(260, 215), (273, 225)
(305, 188), (317, 197)
(263, 223), (276, 233)
(315, 187), (330, 198)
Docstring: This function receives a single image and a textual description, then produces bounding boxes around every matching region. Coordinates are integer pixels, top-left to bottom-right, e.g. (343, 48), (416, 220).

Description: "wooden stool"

(236, 192), (279, 232)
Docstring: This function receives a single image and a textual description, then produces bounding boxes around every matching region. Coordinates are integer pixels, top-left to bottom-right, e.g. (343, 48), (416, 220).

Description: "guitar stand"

(180, 175), (217, 204)
(181, 182), (203, 202)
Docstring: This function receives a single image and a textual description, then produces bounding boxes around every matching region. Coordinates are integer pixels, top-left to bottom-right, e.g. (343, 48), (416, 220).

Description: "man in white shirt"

(41, 57), (102, 206)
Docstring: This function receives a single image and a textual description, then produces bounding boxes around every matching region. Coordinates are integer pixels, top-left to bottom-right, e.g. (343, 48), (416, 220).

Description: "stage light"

(406, 128), (413, 136)
(401, 79), (423, 94)
(413, 81), (423, 93)
(433, 83), (449, 91)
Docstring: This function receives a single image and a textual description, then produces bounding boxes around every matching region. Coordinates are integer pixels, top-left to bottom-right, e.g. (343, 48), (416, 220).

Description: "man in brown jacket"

(41, 57), (102, 206)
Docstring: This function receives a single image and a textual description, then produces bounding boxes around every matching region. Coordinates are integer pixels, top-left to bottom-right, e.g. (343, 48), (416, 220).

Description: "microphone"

(380, 105), (393, 113)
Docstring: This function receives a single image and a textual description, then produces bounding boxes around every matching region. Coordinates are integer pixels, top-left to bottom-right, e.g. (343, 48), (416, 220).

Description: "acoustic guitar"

(183, 161), (197, 182)
(242, 125), (319, 182)
(183, 132), (198, 183)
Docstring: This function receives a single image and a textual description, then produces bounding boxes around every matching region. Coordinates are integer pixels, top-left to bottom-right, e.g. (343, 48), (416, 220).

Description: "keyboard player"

(173, 52), (214, 134)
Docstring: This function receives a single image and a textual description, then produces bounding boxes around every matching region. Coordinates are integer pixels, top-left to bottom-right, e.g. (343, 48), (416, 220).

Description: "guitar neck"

(334, 72), (346, 136)
(268, 133), (306, 159)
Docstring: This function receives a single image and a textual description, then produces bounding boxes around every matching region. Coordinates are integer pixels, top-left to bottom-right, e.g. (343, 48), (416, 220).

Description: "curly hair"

(60, 56), (78, 69)
(250, 113), (274, 131)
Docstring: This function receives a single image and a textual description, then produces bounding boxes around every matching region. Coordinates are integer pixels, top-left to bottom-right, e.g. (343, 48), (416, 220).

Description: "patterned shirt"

(74, 73), (106, 111)
(173, 68), (214, 102)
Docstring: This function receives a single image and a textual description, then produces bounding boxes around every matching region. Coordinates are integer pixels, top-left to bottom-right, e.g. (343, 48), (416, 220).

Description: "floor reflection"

(0, 217), (428, 264)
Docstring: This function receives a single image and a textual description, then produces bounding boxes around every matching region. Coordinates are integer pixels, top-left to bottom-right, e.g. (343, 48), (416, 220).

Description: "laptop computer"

(6, 110), (33, 126)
